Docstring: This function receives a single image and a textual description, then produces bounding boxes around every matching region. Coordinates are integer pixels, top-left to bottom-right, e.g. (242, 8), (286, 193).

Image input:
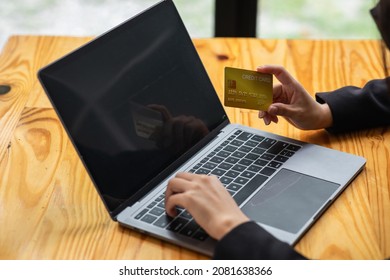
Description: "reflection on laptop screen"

(39, 2), (227, 214)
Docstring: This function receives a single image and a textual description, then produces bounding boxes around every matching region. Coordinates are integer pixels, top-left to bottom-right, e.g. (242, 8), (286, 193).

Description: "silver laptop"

(38, 0), (366, 256)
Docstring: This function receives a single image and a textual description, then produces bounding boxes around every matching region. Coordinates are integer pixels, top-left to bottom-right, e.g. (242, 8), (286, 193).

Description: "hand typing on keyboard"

(165, 172), (249, 240)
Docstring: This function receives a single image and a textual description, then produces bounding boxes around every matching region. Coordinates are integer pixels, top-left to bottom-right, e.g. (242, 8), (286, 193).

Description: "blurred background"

(0, 0), (380, 49)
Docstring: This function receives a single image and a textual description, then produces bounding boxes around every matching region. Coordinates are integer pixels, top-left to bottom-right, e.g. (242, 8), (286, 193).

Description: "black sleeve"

(315, 77), (390, 133)
(213, 221), (307, 260)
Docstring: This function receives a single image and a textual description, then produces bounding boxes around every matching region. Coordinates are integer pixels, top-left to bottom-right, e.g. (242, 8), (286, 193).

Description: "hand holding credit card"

(224, 67), (273, 111)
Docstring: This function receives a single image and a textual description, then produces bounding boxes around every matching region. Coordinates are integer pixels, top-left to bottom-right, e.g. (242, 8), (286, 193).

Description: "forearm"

(315, 78), (390, 133)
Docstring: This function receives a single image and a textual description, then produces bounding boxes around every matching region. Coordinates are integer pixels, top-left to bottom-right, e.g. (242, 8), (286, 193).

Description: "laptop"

(38, 0), (366, 257)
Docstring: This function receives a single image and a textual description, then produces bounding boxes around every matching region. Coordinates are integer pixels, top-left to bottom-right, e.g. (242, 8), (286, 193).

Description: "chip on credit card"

(224, 67), (273, 111)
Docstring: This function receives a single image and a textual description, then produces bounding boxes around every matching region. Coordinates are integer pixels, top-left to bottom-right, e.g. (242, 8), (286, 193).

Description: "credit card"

(224, 67), (273, 111)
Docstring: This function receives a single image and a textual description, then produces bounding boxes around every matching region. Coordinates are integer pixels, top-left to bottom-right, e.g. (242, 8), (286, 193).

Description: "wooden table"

(0, 36), (389, 260)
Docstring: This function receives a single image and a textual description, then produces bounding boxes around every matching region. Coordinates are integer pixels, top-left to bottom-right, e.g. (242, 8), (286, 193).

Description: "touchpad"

(241, 169), (339, 234)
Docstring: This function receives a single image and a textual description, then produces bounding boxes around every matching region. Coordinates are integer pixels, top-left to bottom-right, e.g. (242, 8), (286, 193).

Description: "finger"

(272, 84), (285, 101)
(263, 114), (271, 125)
(257, 65), (297, 86)
(175, 171), (198, 181)
(269, 114), (279, 124)
(258, 111), (266, 118)
(165, 173), (196, 215)
(166, 176), (192, 197)
(165, 193), (187, 217)
(165, 177), (187, 217)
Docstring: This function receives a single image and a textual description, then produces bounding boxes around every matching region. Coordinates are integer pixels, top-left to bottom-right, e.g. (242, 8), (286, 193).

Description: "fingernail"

(268, 105), (277, 115)
(258, 111), (264, 118)
(264, 116), (271, 125)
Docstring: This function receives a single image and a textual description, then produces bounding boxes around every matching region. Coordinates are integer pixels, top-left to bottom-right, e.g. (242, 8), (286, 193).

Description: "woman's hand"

(257, 65), (333, 130)
(165, 172), (249, 240)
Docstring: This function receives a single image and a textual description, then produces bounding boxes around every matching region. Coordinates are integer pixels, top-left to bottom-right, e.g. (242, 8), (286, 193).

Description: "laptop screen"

(39, 0), (227, 215)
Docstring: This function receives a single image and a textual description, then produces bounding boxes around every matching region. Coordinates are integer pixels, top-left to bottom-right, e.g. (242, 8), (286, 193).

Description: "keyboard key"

(251, 135), (265, 142)
(232, 164), (246, 172)
(247, 165), (261, 172)
(192, 229), (208, 241)
(156, 194), (165, 201)
(219, 162), (233, 170)
(260, 153), (274, 161)
(220, 176), (233, 185)
(258, 138), (276, 149)
(260, 167), (277, 176)
(232, 151), (246, 158)
(267, 141), (289, 155)
(241, 171), (256, 179)
(231, 140), (244, 146)
(203, 162), (217, 169)
(252, 147), (266, 155)
(225, 170), (240, 178)
(214, 146), (222, 152)
(238, 145), (252, 153)
(149, 207), (165, 216)
(280, 150), (295, 157)
(180, 210), (193, 219)
(234, 177), (249, 185)
(220, 140), (230, 146)
(268, 161), (282, 169)
(227, 183), (243, 192)
(253, 159), (268, 166)
(193, 163), (202, 169)
(211, 168), (226, 176)
(195, 168), (210, 174)
(223, 145), (237, 152)
(236, 132), (253, 141)
(238, 159), (253, 166)
(147, 201), (157, 209)
(207, 151), (216, 157)
(154, 214), (173, 228)
(180, 220), (200, 237)
(233, 174), (268, 205)
(245, 140), (258, 147)
(217, 151), (231, 158)
(287, 144), (301, 151)
(141, 214), (157, 224)
(274, 155), (289, 162)
(210, 156), (224, 163)
(135, 209), (148, 219)
(167, 217), (189, 232)
(244, 153), (259, 161)
(225, 157), (240, 164)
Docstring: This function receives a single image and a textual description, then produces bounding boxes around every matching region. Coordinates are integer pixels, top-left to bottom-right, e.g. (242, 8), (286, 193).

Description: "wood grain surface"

(0, 36), (389, 259)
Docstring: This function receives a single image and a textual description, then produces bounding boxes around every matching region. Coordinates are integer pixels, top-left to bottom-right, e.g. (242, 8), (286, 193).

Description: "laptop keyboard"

(134, 130), (301, 241)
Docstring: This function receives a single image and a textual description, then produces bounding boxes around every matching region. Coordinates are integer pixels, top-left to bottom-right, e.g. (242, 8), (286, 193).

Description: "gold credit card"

(224, 67), (273, 111)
